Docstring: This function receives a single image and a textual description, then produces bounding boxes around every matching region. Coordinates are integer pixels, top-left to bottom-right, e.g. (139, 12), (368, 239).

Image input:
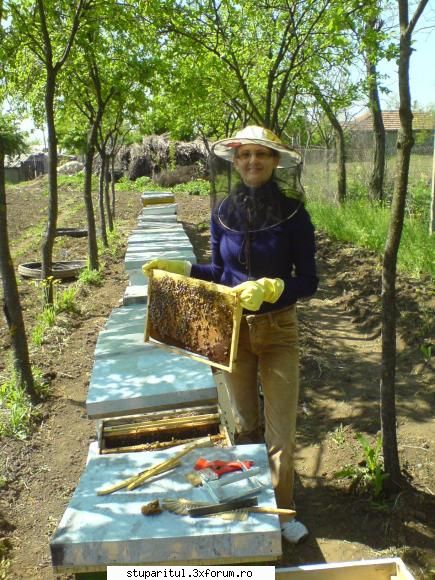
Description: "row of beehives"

(123, 193), (196, 304)
(85, 193), (217, 420)
(49, 194), (284, 574)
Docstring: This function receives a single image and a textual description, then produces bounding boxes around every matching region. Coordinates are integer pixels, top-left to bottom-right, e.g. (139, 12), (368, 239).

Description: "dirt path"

(1, 191), (433, 579)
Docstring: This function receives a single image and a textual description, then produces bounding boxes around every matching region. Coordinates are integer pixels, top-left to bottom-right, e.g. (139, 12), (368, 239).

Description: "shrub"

(155, 165), (202, 187)
(172, 179), (210, 196)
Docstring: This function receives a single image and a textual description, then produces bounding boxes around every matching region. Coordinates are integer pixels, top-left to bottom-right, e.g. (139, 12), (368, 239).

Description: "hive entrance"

(145, 270), (242, 371)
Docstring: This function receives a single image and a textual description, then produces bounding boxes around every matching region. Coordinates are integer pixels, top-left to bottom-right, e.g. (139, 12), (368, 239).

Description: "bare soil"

(0, 181), (434, 579)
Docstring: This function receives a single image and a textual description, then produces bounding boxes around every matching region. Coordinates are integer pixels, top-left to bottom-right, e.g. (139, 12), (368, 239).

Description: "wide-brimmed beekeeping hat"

(212, 125), (302, 168)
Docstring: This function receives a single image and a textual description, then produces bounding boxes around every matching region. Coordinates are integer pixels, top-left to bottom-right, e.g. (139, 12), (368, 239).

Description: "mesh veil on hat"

(212, 125), (303, 168)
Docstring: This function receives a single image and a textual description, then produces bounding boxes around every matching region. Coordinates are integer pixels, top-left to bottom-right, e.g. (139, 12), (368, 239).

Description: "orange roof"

(349, 110), (434, 131)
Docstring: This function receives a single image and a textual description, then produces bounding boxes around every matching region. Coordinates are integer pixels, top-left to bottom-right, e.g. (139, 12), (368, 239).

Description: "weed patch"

(98, 226), (125, 259)
(334, 433), (388, 499)
(0, 376), (37, 440)
(78, 266), (103, 286)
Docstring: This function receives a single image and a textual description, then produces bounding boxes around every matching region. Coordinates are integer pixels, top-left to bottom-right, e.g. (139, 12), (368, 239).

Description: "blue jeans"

(223, 304), (299, 516)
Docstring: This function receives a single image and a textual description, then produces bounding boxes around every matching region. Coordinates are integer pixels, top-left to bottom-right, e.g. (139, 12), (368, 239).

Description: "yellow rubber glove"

(233, 278), (284, 311)
(142, 259), (191, 277)
(257, 277), (285, 303)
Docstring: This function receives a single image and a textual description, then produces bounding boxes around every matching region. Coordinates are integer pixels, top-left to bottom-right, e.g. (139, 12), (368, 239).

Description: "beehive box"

(50, 443), (281, 573)
(275, 558), (415, 579)
(141, 191), (175, 206)
(145, 270), (243, 372)
(97, 404), (231, 454)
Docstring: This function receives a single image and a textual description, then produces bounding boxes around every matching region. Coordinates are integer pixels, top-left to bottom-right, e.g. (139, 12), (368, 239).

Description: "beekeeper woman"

(142, 126), (318, 543)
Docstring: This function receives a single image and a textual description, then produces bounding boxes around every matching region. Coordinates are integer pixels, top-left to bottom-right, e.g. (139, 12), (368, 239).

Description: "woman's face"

(234, 144), (279, 188)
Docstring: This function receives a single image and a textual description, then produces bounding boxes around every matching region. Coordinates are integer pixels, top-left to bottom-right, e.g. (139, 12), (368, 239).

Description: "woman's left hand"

(233, 281), (265, 311)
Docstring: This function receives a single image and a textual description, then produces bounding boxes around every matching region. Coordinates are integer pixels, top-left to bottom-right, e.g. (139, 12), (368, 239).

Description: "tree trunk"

(380, 0), (428, 493)
(0, 149), (39, 404)
(103, 153), (113, 231)
(335, 124), (347, 204)
(367, 59), (386, 201)
(110, 154), (116, 219)
(98, 155), (108, 247)
(381, 135), (408, 492)
(84, 132), (99, 271)
(313, 85), (347, 204)
(41, 68), (58, 303)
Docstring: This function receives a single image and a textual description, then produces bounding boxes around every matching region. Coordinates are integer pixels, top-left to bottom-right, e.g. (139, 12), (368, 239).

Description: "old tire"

(18, 261), (87, 280)
(55, 228), (88, 238)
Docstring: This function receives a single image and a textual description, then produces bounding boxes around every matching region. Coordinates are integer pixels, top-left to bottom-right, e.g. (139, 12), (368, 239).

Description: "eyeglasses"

(236, 150), (275, 161)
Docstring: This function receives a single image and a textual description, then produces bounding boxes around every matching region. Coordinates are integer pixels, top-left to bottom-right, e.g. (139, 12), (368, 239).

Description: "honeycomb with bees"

(145, 270), (242, 371)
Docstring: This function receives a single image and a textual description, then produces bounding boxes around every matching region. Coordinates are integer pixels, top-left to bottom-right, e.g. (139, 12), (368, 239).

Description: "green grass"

(303, 153), (432, 204)
(0, 368), (48, 440)
(30, 278), (81, 345)
(0, 558), (10, 580)
(98, 225), (126, 259)
(31, 305), (57, 346)
(308, 198), (434, 279)
(329, 423), (349, 447)
(55, 285), (79, 313)
(57, 173), (98, 189)
(0, 381), (34, 439)
(172, 179), (210, 196)
(116, 175), (160, 192)
(78, 266), (104, 286)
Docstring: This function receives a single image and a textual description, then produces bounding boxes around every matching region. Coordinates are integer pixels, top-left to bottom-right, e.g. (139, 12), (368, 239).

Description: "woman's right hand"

(142, 259), (191, 277)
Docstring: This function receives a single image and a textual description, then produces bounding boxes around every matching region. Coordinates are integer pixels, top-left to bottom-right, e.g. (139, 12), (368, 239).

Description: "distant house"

(5, 152), (48, 183)
(347, 110), (434, 154)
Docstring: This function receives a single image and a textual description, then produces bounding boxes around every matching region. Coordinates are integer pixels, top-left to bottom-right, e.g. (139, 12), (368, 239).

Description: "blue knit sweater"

(191, 194), (318, 314)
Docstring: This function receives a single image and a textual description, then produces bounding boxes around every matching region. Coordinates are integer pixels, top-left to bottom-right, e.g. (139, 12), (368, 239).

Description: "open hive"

(145, 270), (242, 372)
(98, 404), (230, 454)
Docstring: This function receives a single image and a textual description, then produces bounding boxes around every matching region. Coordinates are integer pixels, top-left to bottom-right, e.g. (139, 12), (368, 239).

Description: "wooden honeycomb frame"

(97, 404), (231, 454)
(145, 270), (242, 372)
